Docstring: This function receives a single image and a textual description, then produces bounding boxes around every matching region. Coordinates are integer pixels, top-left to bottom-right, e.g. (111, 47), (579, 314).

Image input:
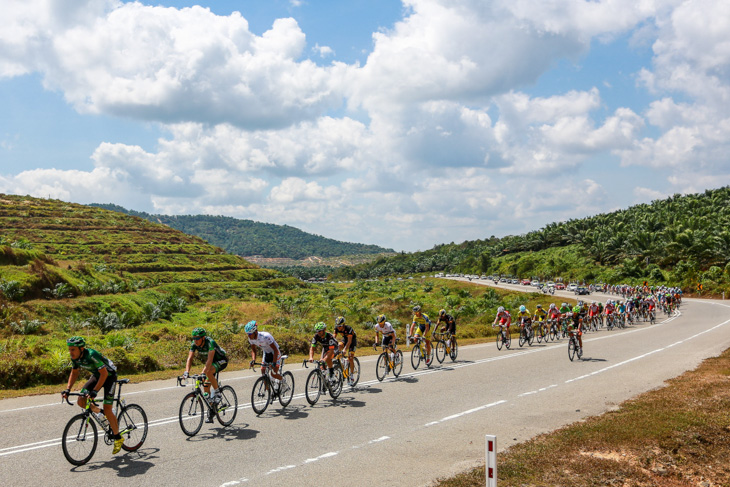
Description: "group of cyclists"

(60, 305), (458, 453)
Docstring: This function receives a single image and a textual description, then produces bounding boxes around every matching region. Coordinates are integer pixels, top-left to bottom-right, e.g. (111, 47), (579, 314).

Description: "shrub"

(43, 282), (74, 299)
(10, 319), (44, 335)
(0, 280), (25, 301)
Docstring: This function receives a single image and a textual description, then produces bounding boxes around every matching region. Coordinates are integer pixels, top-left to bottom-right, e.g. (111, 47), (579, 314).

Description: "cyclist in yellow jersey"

(516, 305), (532, 339)
(409, 305), (432, 360)
(533, 304), (548, 338)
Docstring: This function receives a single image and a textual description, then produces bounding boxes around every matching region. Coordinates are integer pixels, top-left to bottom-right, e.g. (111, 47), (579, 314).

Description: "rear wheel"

(329, 368), (343, 399)
(118, 404), (148, 451)
(62, 413), (98, 466)
(178, 392), (204, 437)
(278, 371), (295, 407)
(505, 332), (511, 349)
(305, 370), (322, 406)
(216, 385), (237, 426)
(449, 341), (458, 361)
(348, 357), (361, 386)
(251, 376), (271, 415)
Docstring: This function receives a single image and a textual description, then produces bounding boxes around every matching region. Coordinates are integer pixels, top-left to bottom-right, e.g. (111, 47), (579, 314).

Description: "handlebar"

(177, 373), (207, 387)
(61, 391), (95, 406)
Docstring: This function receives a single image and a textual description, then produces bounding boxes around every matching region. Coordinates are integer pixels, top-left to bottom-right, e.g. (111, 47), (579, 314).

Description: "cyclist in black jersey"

(308, 322), (338, 383)
(61, 336), (125, 454)
(436, 309), (457, 350)
(333, 316), (357, 386)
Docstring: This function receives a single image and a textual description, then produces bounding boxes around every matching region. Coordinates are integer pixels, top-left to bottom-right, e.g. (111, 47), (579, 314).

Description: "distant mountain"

(91, 204), (393, 260)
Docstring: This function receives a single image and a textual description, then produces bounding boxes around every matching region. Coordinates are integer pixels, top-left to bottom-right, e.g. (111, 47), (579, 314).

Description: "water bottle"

(96, 412), (109, 431)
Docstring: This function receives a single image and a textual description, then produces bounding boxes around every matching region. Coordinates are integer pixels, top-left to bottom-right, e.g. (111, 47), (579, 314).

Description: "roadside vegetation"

(437, 347), (730, 487)
(333, 187), (730, 295)
(0, 193), (558, 392)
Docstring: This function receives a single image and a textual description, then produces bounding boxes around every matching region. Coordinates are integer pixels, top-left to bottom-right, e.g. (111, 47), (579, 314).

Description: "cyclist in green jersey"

(184, 327), (228, 415)
(61, 336), (125, 454)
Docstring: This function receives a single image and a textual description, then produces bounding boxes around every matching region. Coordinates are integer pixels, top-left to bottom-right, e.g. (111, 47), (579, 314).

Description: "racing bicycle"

(303, 359), (343, 405)
(250, 356), (295, 415)
(334, 348), (361, 387)
(409, 335), (434, 369)
(61, 378), (148, 466)
(177, 372), (238, 436)
(433, 331), (458, 362)
(374, 341), (403, 380)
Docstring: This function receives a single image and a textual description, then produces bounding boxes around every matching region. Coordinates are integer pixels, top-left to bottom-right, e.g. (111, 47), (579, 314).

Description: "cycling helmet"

(549, 303), (556, 309)
(244, 320), (257, 334)
(377, 314), (386, 323)
(191, 327), (206, 338)
(66, 336), (85, 347)
(573, 305), (581, 313)
(591, 301), (596, 305)
(335, 316), (346, 326)
(497, 306), (505, 313)
(439, 309), (446, 317)
(578, 301), (583, 306)
(314, 322), (326, 332)
(536, 304), (542, 308)
(412, 305), (421, 312)
(562, 302), (567, 307)
(519, 305), (527, 312)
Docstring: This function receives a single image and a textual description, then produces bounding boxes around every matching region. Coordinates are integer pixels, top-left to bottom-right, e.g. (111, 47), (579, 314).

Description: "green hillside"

(333, 187), (730, 294)
(92, 204), (393, 259)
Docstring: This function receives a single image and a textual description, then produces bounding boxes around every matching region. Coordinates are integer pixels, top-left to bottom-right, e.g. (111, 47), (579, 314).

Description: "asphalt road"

(2, 279), (729, 487)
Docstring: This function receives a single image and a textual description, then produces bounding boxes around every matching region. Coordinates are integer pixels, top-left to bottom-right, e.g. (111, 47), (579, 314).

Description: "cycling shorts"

(498, 318), (510, 327)
(212, 359), (228, 373)
(339, 336), (358, 352)
(82, 373), (118, 405)
(414, 323), (428, 335)
(381, 335), (394, 348)
(445, 321), (456, 335)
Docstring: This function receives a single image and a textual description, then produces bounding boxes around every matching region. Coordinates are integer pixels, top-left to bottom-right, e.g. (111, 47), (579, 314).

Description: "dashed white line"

(424, 400), (507, 427)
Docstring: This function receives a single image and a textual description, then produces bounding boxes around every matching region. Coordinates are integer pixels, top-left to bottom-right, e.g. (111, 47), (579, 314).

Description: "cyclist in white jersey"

(374, 314), (397, 353)
(246, 320), (283, 382)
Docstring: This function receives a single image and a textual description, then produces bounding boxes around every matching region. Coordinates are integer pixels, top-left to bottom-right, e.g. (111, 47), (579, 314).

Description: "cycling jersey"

(190, 336), (227, 362)
(311, 332), (338, 350)
(412, 313), (431, 334)
(72, 348), (117, 378)
(495, 310), (511, 326)
(517, 311), (532, 324)
(559, 306), (571, 314)
(374, 322), (395, 335)
(335, 325), (358, 350)
(248, 331), (280, 355)
(534, 309), (547, 321)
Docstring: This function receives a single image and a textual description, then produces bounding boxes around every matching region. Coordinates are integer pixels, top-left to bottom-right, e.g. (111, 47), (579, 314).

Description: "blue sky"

(2, 0), (730, 252)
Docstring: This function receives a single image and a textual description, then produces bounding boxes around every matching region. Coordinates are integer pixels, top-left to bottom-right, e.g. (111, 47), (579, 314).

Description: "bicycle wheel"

(216, 385), (238, 426)
(118, 404), (148, 452)
(496, 332), (504, 350)
(411, 345), (421, 369)
(425, 344), (434, 368)
(435, 340), (446, 363)
(305, 370), (322, 406)
(505, 332), (511, 349)
(278, 372), (295, 407)
(518, 331), (526, 347)
(62, 413), (98, 466)
(348, 357), (361, 386)
(449, 341), (458, 361)
(329, 368), (343, 399)
(376, 353), (388, 381)
(527, 328), (534, 346)
(179, 392), (205, 437)
(393, 350), (404, 377)
(536, 326), (543, 344)
(568, 338), (576, 362)
(251, 376), (271, 415)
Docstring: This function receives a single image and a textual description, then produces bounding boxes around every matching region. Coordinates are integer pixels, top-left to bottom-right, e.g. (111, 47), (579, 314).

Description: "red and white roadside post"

(485, 434), (497, 486)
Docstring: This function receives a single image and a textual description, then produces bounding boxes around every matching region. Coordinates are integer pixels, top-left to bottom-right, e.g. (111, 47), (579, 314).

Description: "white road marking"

(424, 400), (507, 427)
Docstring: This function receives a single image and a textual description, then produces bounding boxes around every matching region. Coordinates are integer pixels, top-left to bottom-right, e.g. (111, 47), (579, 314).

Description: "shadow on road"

(579, 357), (608, 363)
(187, 424), (260, 442)
(277, 405), (309, 420)
(72, 447), (160, 476)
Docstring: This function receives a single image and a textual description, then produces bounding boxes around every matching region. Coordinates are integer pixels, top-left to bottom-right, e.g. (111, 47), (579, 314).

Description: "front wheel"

(216, 385), (238, 426)
(568, 338), (576, 362)
(179, 392), (204, 437)
(527, 328), (534, 346)
(251, 376), (271, 415)
(376, 353), (388, 381)
(435, 340), (446, 363)
(449, 341), (458, 361)
(62, 413), (98, 466)
(496, 332), (504, 351)
(329, 368), (343, 399)
(393, 350), (404, 377)
(505, 332), (511, 349)
(411, 345), (421, 369)
(519, 330), (526, 347)
(348, 357), (361, 386)
(305, 370), (322, 406)
(278, 372), (295, 407)
(118, 404), (148, 452)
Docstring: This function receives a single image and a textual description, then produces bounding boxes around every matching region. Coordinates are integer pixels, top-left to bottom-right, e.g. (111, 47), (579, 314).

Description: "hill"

(91, 204), (394, 260)
(333, 187), (730, 294)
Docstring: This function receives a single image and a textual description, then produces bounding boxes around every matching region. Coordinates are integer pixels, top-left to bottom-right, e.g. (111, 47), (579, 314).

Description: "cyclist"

(333, 316), (358, 386)
(184, 327), (227, 419)
(588, 301), (600, 327)
(569, 304), (584, 353)
(409, 305), (432, 362)
(246, 320), (283, 385)
(61, 336), (125, 454)
(308, 322), (338, 384)
(533, 304), (548, 338)
(559, 302), (572, 336)
(492, 306), (511, 341)
(374, 314), (399, 376)
(516, 305), (533, 340)
(436, 309), (457, 351)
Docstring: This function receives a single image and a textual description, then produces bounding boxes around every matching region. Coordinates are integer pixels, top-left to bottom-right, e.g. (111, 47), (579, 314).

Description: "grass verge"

(436, 348), (730, 487)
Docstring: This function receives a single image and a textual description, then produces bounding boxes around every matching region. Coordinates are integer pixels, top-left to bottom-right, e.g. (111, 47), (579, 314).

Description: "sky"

(1, 0), (730, 252)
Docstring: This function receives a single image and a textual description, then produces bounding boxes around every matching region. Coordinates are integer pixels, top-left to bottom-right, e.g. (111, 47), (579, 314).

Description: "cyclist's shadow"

(275, 404), (309, 420)
(328, 394), (366, 408)
(73, 447), (159, 477)
(578, 357), (607, 363)
(191, 424), (260, 442)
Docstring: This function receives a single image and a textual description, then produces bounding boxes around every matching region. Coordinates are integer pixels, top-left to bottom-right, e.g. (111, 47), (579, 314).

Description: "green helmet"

(314, 322), (326, 332)
(191, 327), (206, 338)
(66, 336), (85, 347)
(572, 305), (581, 313)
